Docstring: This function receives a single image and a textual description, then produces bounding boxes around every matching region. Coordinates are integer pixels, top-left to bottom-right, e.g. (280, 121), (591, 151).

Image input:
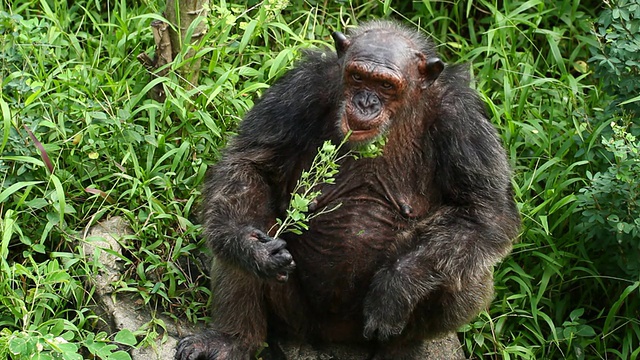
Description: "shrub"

(577, 121), (640, 277)
(582, 0), (640, 278)
(589, 0), (640, 116)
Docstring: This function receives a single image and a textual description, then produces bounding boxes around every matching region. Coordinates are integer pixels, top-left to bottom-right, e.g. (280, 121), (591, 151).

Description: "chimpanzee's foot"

(175, 330), (252, 360)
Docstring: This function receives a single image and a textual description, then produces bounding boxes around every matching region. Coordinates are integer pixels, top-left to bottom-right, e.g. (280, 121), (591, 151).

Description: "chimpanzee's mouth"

(349, 128), (380, 142)
(340, 115), (383, 143)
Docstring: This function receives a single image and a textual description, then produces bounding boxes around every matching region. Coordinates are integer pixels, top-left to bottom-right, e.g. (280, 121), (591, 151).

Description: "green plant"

(270, 127), (390, 239)
(271, 138), (349, 238)
(577, 120), (640, 277)
(0, 252), (137, 359)
(353, 134), (387, 159)
(590, 0), (640, 116)
(583, 1), (640, 278)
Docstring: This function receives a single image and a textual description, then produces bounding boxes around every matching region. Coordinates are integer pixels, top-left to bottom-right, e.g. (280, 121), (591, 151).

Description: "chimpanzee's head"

(332, 22), (444, 143)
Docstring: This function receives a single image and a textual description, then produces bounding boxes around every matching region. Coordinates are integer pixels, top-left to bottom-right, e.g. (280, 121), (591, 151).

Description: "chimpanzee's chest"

(285, 160), (433, 315)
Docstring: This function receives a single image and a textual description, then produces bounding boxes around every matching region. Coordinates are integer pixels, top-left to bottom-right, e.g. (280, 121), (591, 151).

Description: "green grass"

(1, 0), (639, 359)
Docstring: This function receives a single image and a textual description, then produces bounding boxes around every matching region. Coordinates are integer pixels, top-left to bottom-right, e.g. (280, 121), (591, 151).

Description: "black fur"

(175, 20), (520, 360)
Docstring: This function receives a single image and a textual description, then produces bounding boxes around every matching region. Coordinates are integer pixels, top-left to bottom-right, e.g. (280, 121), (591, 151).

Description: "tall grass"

(1, 0), (638, 359)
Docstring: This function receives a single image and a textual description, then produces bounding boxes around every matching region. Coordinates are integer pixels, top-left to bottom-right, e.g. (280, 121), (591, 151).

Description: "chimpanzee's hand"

(363, 265), (443, 341)
(248, 229), (295, 282)
(362, 277), (412, 341)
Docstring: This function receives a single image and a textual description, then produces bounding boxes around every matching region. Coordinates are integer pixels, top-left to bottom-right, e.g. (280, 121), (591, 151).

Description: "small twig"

(271, 134), (352, 238)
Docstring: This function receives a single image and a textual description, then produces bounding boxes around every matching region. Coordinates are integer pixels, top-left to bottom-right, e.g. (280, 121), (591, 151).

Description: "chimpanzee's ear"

(417, 53), (445, 88)
(332, 31), (350, 58)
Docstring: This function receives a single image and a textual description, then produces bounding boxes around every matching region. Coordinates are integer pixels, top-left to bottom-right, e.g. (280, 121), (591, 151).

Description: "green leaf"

(49, 319), (65, 336)
(575, 325), (596, 338)
(321, 142), (336, 152)
(0, 181), (44, 203)
(8, 335), (29, 355)
(45, 269), (71, 283)
(25, 198), (49, 209)
(58, 343), (81, 359)
(0, 98), (10, 154)
(34, 353), (54, 360)
(239, 19), (258, 53)
(269, 48), (295, 80)
(290, 212), (303, 222)
(569, 308), (584, 321)
(114, 329), (137, 346)
(107, 350), (133, 360)
(473, 332), (485, 347)
(291, 194), (309, 211)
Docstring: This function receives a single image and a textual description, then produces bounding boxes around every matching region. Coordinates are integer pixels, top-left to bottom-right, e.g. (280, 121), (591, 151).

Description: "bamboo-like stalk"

(137, 0), (209, 102)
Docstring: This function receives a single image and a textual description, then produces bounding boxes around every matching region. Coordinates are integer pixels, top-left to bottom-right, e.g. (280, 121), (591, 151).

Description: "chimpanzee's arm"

(363, 67), (520, 340)
(200, 51), (340, 281)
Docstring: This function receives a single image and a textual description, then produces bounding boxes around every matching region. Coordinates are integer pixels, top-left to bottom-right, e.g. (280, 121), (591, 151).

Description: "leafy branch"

(270, 135), (352, 238)
(270, 130), (388, 238)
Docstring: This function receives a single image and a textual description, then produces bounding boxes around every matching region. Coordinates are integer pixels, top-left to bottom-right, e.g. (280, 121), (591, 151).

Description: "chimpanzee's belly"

(286, 194), (410, 320)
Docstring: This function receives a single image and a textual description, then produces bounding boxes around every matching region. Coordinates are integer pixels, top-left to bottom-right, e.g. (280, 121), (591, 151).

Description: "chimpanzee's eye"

(381, 81), (394, 90)
(351, 73), (362, 82)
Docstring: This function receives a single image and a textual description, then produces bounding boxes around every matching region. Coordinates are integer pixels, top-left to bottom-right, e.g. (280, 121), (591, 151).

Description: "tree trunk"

(138, 0), (209, 102)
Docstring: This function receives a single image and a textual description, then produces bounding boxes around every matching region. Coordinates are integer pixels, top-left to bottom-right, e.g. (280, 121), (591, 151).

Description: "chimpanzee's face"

(333, 30), (443, 143)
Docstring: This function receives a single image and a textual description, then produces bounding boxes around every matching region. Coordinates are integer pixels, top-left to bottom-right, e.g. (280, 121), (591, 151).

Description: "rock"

(84, 216), (202, 360)
(131, 336), (179, 360)
(423, 334), (467, 359)
(84, 216), (128, 296)
(267, 333), (466, 360)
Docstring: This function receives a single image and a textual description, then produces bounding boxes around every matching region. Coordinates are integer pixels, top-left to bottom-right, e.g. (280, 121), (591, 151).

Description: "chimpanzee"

(175, 20), (520, 360)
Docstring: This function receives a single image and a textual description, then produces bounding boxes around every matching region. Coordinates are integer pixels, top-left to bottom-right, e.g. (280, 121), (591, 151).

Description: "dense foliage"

(0, 0), (638, 359)
(579, 0), (640, 279)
